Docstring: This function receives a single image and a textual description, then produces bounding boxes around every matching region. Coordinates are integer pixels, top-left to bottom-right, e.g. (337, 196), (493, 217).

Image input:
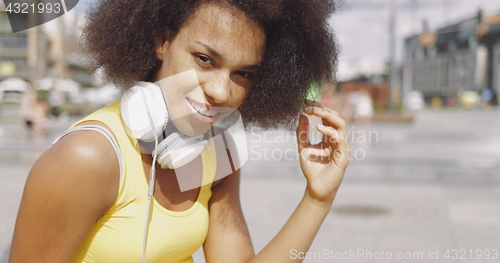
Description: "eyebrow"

(195, 41), (222, 59)
(194, 41), (261, 71)
(242, 64), (260, 71)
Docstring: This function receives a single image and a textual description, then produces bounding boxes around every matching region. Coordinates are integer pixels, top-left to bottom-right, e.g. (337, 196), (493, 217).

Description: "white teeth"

(208, 109), (218, 116)
(188, 99), (218, 117)
(198, 108), (218, 117)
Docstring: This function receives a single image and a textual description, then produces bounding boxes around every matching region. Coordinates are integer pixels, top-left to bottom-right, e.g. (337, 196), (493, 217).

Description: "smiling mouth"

(186, 98), (222, 118)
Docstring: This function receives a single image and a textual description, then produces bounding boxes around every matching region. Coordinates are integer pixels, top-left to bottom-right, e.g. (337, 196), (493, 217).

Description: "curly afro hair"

(83, 0), (338, 129)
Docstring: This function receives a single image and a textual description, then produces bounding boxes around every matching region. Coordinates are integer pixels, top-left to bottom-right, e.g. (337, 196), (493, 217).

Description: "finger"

(303, 99), (320, 115)
(333, 145), (350, 169)
(303, 100), (346, 138)
(304, 99), (340, 116)
(317, 124), (350, 168)
(305, 99), (339, 112)
(296, 114), (311, 153)
(304, 99), (322, 107)
(317, 124), (342, 145)
(302, 144), (331, 164)
(310, 106), (347, 136)
(304, 105), (338, 116)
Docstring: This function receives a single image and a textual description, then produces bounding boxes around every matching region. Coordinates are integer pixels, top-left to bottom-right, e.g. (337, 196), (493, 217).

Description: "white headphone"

(120, 80), (247, 263)
(120, 80), (224, 263)
(120, 81), (211, 169)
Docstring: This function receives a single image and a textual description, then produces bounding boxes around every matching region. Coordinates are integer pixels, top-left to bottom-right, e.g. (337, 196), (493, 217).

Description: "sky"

(331, 0), (500, 80)
(74, 0), (500, 81)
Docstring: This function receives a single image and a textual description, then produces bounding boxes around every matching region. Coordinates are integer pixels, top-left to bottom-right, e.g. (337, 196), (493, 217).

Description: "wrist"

(303, 188), (335, 212)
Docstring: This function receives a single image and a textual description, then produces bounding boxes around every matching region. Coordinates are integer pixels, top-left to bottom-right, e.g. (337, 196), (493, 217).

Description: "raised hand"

(297, 99), (350, 205)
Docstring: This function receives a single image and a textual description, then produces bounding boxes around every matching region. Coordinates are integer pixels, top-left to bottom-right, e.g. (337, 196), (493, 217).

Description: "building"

(0, 5), (30, 80)
(0, 2), (92, 87)
(338, 75), (390, 111)
(402, 10), (500, 105)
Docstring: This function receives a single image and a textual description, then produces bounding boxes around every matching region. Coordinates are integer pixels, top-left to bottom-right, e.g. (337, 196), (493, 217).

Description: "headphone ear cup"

(155, 131), (186, 157)
(155, 131), (210, 169)
(120, 82), (169, 141)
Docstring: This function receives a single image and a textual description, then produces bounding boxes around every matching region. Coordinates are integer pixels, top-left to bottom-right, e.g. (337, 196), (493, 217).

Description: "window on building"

(0, 57), (28, 68)
(427, 44), (437, 57)
(0, 33), (27, 48)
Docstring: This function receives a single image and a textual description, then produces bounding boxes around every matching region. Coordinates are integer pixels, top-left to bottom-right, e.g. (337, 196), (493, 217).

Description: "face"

(154, 2), (266, 136)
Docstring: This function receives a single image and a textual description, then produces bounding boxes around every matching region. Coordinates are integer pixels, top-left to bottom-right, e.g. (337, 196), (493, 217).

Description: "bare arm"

(246, 190), (331, 262)
(9, 129), (119, 263)
(204, 172), (331, 263)
(204, 170), (254, 263)
(204, 100), (349, 263)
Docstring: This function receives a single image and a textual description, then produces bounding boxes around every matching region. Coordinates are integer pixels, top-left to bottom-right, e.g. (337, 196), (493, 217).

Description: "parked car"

(406, 91), (424, 110)
(460, 91), (480, 108)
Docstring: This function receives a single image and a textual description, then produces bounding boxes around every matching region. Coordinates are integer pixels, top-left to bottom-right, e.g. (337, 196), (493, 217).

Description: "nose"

(203, 73), (230, 106)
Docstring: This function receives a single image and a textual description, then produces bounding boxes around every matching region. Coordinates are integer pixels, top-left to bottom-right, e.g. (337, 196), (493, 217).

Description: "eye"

(236, 71), (253, 79)
(193, 54), (214, 67)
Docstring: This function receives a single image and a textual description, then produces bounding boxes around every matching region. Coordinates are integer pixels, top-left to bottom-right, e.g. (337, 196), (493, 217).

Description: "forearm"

(247, 189), (333, 263)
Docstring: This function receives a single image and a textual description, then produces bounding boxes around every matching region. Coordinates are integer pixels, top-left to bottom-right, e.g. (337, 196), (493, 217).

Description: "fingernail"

(304, 106), (313, 111)
(317, 124), (325, 129)
(313, 106), (323, 111)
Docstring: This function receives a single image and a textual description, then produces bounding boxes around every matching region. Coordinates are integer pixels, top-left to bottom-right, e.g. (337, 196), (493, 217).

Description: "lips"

(187, 99), (220, 117)
(186, 97), (222, 124)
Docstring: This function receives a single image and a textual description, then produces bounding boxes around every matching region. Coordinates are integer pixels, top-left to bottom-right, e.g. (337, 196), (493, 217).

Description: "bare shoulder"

(32, 122), (120, 212)
(9, 123), (120, 262)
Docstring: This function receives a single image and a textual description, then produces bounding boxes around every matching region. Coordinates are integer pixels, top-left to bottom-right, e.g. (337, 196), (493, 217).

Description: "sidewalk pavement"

(2, 108), (500, 262)
(190, 177), (500, 263)
(3, 166), (499, 263)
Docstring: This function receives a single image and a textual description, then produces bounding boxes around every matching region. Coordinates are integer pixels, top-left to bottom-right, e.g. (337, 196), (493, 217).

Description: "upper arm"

(203, 167), (254, 263)
(9, 129), (120, 263)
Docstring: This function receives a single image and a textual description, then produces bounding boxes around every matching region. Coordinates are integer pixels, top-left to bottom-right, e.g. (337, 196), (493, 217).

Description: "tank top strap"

(197, 139), (217, 202)
(70, 101), (140, 157)
(51, 124), (123, 185)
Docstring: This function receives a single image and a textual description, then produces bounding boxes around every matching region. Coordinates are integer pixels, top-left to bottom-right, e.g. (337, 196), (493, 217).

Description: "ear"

(156, 41), (170, 60)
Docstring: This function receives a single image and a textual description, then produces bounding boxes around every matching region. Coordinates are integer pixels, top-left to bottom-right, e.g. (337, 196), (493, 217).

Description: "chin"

(171, 119), (212, 137)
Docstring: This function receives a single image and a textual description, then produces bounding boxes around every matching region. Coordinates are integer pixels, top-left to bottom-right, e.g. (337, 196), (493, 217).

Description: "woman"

(9, 0), (349, 262)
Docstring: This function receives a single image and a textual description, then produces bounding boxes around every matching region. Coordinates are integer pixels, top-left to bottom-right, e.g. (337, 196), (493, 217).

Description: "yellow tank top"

(70, 101), (216, 263)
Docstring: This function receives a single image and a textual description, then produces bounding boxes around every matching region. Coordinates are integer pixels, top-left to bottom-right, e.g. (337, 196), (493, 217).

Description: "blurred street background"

(1, 0), (500, 262)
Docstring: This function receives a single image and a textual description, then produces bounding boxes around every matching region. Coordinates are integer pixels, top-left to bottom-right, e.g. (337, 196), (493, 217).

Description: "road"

(1, 107), (499, 262)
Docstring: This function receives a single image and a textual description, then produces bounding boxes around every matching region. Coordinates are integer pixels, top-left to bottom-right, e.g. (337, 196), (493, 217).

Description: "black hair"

(83, 0), (338, 129)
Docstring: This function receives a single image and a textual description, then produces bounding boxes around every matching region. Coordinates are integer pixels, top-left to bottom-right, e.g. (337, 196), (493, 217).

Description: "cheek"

(231, 88), (248, 108)
(157, 47), (186, 79)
